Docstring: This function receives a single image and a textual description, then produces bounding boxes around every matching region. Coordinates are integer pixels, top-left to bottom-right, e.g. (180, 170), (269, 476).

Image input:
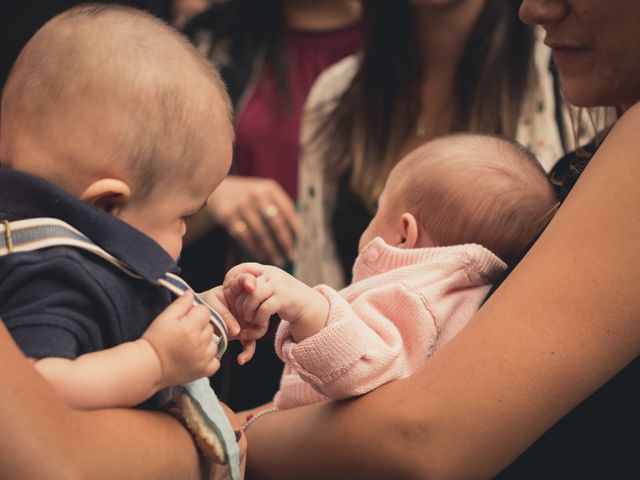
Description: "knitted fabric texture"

(273, 237), (506, 409)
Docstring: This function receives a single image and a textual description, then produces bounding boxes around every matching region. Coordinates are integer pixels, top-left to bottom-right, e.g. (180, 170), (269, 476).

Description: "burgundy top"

(234, 23), (360, 200)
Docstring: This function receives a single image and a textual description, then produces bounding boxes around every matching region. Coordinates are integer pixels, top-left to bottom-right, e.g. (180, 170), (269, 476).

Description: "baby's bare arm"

(34, 292), (220, 409)
(33, 339), (163, 409)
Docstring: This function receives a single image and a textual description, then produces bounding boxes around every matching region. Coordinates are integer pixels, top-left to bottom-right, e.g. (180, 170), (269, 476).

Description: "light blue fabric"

(184, 379), (241, 480)
(157, 379), (241, 480)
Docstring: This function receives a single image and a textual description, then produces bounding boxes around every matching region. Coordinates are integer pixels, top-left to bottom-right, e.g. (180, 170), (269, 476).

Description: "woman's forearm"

(0, 323), (203, 480)
(246, 392), (427, 480)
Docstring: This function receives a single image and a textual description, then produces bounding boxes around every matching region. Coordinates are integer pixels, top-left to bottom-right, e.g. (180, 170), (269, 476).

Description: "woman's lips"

(546, 42), (588, 67)
(552, 48), (583, 66)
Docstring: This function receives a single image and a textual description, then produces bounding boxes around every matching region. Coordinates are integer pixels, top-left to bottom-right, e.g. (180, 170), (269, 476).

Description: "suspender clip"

(2, 220), (14, 252)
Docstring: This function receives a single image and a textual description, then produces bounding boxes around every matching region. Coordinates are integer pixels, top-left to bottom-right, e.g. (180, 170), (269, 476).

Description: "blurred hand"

(207, 176), (298, 266)
(171, 0), (210, 29)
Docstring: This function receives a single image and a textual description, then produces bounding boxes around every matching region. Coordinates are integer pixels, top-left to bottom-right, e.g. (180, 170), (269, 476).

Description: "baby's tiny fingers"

(240, 323), (267, 341)
(241, 279), (274, 322)
(237, 340), (256, 365)
(233, 290), (249, 322)
(239, 273), (257, 293)
(255, 296), (281, 325)
(204, 338), (218, 361)
(224, 263), (265, 288)
(254, 303), (274, 332)
(184, 304), (211, 329)
(204, 286), (241, 336)
(224, 276), (248, 296)
(159, 291), (194, 320)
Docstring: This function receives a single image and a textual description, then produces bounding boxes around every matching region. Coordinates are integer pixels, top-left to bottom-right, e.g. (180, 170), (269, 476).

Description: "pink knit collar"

(351, 237), (506, 283)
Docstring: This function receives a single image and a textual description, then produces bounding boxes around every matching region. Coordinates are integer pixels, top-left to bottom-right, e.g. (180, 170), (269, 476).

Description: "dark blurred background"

(0, 1), (174, 89)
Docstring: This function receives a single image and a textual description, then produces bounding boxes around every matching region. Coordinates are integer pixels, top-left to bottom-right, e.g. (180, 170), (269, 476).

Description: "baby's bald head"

(1, 3), (232, 200)
(387, 134), (557, 263)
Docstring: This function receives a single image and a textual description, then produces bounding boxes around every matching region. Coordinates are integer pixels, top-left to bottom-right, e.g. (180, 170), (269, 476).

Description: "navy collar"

(0, 166), (178, 281)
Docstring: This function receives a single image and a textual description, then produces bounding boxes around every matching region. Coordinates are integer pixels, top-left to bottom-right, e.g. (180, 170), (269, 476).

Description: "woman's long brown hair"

(311, 0), (534, 210)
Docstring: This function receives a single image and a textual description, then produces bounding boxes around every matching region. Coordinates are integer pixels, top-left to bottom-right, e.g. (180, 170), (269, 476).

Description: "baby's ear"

(398, 213), (419, 249)
(80, 178), (131, 215)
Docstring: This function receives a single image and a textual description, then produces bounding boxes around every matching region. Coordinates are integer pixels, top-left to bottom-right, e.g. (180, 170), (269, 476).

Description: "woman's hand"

(207, 176), (298, 266)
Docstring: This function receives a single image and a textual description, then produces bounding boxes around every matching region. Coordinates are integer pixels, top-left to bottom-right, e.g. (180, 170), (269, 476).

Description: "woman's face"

(520, 0), (640, 107)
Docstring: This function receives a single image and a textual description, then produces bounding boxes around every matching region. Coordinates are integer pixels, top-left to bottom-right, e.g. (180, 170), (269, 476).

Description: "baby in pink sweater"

(224, 133), (557, 409)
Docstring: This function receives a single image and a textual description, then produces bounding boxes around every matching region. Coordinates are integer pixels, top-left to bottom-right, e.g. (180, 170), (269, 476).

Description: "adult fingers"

(241, 206), (284, 265)
(262, 188), (298, 260)
(229, 213), (270, 261)
(261, 206), (295, 262)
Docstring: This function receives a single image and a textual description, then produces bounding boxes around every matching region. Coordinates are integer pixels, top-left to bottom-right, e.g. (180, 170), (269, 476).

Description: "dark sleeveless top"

(492, 136), (640, 479)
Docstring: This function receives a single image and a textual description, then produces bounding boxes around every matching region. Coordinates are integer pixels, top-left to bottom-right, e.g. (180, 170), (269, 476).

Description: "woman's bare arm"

(0, 322), (204, 480)
(246, 104), (640, 479)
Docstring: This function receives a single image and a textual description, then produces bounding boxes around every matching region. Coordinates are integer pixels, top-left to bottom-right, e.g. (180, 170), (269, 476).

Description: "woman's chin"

(562, 81), (636, 109)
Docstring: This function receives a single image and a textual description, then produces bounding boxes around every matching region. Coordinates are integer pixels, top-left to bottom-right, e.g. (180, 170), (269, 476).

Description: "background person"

(295, 0), (585, 290)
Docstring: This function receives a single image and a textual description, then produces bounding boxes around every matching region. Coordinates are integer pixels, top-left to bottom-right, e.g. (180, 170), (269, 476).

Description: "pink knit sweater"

(273, 237), (506, 410)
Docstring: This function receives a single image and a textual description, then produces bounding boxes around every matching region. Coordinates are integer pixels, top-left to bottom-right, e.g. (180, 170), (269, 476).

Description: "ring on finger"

(261, 203), (279, 220)
(230, 219), (248, 235)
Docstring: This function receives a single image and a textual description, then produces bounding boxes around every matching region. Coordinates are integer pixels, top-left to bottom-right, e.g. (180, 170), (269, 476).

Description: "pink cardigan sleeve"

(275, 282), (439, 402)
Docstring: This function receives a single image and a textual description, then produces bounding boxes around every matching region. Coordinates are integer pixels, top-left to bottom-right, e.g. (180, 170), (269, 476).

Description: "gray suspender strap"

(0, 217), (228, 357)
(0, 217), (240, 479)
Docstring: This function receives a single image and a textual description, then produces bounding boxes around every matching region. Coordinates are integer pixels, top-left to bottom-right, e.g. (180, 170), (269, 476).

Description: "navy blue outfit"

(0, 166), (177, 360)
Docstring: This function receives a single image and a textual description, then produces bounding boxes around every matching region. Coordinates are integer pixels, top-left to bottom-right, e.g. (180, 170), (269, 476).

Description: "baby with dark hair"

(225, 134), (557, 409)
(0, 4), (246, 476)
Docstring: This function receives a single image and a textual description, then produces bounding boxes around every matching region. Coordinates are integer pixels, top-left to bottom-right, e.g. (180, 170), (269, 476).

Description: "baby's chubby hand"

(142, 291), (220, 388)
(224, 263), (329, 360)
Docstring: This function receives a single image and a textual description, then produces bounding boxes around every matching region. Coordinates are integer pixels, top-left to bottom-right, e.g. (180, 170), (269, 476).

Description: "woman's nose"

(520, 0), (569, 27)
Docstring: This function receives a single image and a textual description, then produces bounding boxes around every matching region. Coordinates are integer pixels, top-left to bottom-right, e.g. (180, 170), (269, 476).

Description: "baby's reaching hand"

(142, 291), (220, 388)
(223, 263), (330, 360)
